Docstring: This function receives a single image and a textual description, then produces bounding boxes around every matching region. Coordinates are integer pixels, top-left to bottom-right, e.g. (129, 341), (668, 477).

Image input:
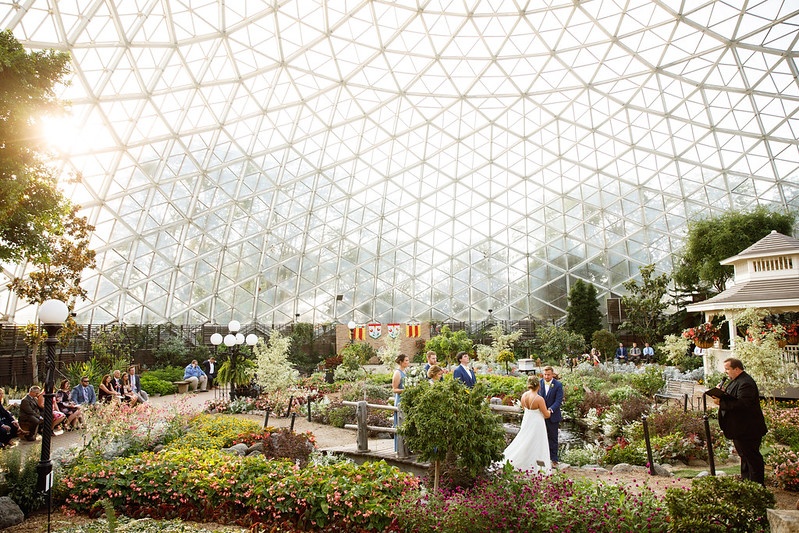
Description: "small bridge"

(320, 399), (522, 476)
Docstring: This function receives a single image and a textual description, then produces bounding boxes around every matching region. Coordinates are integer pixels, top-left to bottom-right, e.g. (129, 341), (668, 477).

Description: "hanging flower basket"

(682, 323), (719, 349)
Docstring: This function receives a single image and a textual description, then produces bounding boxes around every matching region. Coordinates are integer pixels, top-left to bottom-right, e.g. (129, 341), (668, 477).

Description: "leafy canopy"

(399, 379), (506, 476)
(620, 264), (670, 344)
(424, 325), (473, 365)
(0, 29), (73, 263)
(673, 207), (796, 295)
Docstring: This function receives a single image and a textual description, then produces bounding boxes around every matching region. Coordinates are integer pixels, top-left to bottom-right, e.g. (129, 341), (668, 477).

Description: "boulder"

(222, 443), (249, 456)
(768, 509), (799, 533)
(0, 496), (24, 529)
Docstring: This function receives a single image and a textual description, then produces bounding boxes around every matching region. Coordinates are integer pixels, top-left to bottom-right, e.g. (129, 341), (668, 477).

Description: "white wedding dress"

(502, 403), (552, 474)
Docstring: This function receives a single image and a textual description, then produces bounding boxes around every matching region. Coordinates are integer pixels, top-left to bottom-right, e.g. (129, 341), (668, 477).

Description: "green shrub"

(145, 366), (185, 382)
(339, 342), (376, 368)
(768, 448), (799, 491)
(326, 401), (355, 428)
(628, 365), (666, 397)
(165, 414), (261, 451)
(763, 404), (799, 448)
(396, 470), (667, 532)
(140, 373), (175, 396)
(0, 445), (46, 515)
(340, 379), (391, 402)
(478, 374), (526, 400)
(665, 476), (774, 532)
(64, 358), (109, 390)
(602, 438), (648, 466)
(606, 385), (638, 403)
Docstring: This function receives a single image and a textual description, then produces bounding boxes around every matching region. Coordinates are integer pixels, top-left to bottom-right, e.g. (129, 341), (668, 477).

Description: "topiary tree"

(399, 379), (506, 490)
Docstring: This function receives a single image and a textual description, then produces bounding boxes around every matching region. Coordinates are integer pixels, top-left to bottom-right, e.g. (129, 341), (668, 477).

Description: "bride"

(502, 375), (552, 474)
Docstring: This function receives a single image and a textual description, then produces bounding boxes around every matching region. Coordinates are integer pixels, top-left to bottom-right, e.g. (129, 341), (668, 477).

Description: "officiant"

(709, 357), (767, 485)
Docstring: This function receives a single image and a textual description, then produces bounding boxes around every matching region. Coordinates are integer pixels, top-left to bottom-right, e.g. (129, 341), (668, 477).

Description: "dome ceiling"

(1, 0), (797, 325)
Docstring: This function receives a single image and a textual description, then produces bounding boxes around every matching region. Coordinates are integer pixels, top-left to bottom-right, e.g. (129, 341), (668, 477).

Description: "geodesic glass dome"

(1, 0), (797, 325)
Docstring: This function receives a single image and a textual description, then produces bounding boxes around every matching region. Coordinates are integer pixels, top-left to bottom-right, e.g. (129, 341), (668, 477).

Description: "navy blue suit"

(540, 378), (564, 462)
(453, 365), (476, 388)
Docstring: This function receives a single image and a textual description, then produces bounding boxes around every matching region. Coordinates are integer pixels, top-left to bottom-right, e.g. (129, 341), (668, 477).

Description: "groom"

(540, 366), (564, 466)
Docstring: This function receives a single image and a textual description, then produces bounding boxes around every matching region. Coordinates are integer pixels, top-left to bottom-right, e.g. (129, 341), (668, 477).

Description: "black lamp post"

(223, 320), (243, 401)
(37, 299), (69, 533)
(209, 331), (223, 399)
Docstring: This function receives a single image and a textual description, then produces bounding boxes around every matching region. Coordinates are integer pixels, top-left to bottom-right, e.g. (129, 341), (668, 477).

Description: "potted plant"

(682, 322), (719, 349)
(324, 355), (342, 383)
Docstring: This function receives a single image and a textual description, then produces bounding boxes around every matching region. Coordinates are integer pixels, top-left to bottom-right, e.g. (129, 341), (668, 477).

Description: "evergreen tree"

(564, 279), (602, 343)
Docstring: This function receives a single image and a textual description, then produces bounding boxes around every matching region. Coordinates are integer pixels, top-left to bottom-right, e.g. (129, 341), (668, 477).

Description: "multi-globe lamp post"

(37, 298), (69, 533)
(218, 320), (257, 400)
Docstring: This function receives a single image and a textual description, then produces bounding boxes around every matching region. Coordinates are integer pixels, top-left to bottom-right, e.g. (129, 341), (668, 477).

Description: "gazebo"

(686, 230), (799, 376)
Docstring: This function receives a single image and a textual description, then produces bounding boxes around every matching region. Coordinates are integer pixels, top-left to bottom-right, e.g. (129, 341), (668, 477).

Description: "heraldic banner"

(368, 323), (382, 339)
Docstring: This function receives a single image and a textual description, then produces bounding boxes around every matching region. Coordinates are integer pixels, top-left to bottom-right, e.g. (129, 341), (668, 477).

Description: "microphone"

(717, 376), (728, 389)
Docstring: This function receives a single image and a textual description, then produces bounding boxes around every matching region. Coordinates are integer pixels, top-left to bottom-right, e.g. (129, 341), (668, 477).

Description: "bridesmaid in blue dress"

(392, 353), (409, 451)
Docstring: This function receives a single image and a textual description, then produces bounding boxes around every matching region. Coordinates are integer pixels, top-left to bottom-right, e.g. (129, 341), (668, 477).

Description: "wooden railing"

(341, 400), (523, 458)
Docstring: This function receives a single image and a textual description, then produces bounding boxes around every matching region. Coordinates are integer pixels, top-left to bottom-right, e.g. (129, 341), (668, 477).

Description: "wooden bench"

(172, 380), (189, 394)
(655, 379), (696, 412)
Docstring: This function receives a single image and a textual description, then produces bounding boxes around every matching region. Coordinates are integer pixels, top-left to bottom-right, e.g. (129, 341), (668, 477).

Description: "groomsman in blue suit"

(452, 351), (476, 388)
(540, 366), (564, 465)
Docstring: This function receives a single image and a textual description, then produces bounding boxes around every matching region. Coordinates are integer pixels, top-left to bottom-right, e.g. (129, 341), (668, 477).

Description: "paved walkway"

(12, 389), (371, 459)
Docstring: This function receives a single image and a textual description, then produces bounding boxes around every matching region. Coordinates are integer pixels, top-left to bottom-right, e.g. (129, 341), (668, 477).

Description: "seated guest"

(183, 360), (208, 392)
(120, 372), (139, 406)
(98, 374), (118, 403)
(0, 387), (23, 446)
(127, 365), (149, 402)
(37, 388), (66, 432)
(19, 386), (44, 441)
(111, 370), (125, 396)
(202, 357), (218, 388)
(56, 379), (83, 429)
(70, 376), (97, 405)
(629, 342), (642, 364)
(614, 343), (627, 363)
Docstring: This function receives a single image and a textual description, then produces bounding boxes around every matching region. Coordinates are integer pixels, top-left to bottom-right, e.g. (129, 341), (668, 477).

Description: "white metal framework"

(0, 0), (797, 325)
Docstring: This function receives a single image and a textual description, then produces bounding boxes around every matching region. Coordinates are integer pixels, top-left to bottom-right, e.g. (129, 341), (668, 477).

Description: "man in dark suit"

(540, 366), (564, 465)
(452, 351), (476, 388)
(614, 343), (628, 363)
(70, 376), (97, 405)
(711, 357), (767, 485)
(19, 386), (44, 441)
(202, 357), (218, 388)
